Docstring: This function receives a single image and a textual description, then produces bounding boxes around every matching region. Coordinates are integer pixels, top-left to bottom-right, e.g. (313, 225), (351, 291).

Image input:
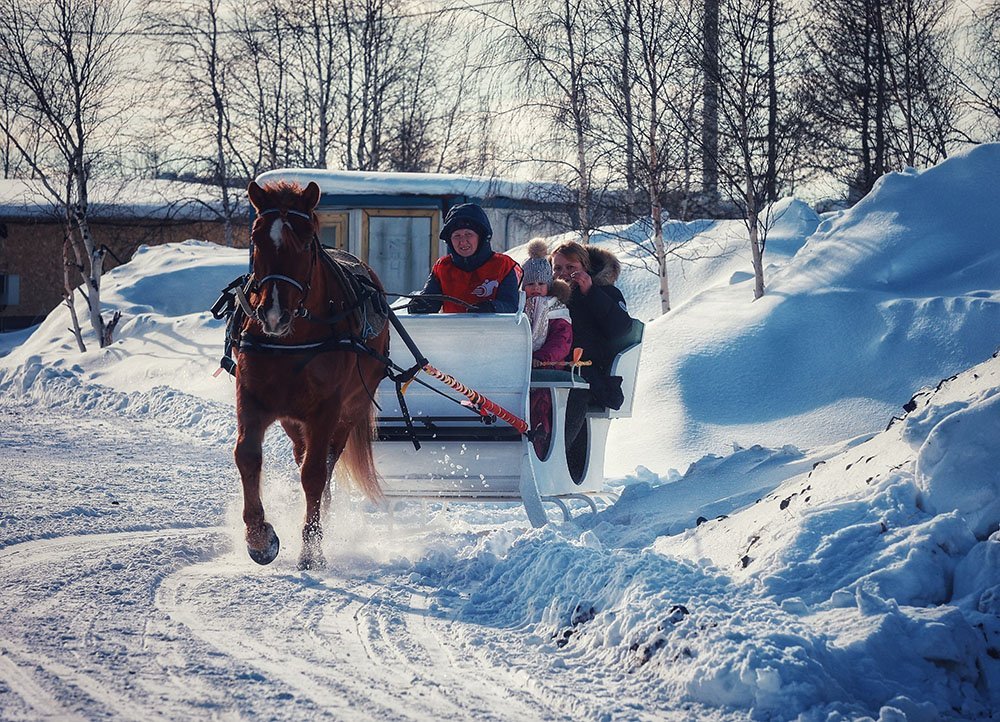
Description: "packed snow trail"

(0, 404), (731, 721)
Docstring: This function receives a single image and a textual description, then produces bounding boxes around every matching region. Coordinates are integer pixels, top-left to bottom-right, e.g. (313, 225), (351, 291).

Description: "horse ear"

(304, 181), (321, 210)
(247, 181), (266, 212)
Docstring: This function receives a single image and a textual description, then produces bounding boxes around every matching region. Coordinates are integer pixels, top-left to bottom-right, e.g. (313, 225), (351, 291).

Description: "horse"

(234, 180), (389, 570)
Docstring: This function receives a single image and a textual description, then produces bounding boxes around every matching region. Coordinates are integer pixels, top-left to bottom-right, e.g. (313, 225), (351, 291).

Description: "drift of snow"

(2, 145), (1000, 721)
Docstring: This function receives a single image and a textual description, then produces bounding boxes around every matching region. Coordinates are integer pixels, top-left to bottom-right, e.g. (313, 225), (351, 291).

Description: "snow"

(256, 168), (566, 202)
(2, 146), (1000, 720)
(0, 178), (240, 221)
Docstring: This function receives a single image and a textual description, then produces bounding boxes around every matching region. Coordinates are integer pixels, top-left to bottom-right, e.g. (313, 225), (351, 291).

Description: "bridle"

(249, 206), (319, 325)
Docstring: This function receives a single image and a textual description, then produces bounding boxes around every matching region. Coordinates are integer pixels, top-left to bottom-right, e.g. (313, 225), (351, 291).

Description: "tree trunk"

(620, 0), (636, 210)
(577, 128), (590, 244)
(765, 0), (778, 203)
(701, 0), (720, 202)
(342, 0), (357, 169)
(221, 184), (234, 248)
(62, 234), (86, 352)
(653, 202), (670, 314)
(649, 72), (668, 314)
(747, 186), (765, 300)
(71, 203), (112, 346)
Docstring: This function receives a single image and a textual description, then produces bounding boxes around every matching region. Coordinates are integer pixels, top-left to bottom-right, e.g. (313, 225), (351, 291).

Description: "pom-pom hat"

(521, 239), (554, 286)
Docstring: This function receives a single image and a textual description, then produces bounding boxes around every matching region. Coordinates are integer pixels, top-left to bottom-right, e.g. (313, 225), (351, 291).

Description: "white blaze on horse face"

(265, 282), (283, 332)
(269, 218), (284, 249)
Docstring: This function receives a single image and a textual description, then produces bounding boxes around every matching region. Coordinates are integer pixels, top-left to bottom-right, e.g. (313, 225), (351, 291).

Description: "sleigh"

(373, 305), (644, 526)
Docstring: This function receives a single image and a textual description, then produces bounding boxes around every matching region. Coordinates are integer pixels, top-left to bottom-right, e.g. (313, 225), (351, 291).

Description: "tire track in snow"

(407, 592), (583, 720)
(0, 642), (86, 721)
(159, 561), (429, 720)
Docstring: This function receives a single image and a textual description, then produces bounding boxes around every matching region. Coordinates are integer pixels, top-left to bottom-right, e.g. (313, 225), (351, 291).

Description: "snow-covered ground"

(2, 145), (1000, 720)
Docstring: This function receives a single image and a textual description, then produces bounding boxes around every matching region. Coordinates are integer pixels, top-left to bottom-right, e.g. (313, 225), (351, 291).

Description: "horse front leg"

(297, 424), (348, 570)
(235, 410), (280, 565)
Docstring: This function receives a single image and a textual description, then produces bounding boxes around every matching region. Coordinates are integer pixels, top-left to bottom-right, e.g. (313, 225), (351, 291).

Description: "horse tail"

(337, 403), (384, 503)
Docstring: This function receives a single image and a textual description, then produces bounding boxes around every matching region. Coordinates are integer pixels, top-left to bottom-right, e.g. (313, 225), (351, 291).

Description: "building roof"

(255, 169), (567, 204)
(0, 179), (242, 222)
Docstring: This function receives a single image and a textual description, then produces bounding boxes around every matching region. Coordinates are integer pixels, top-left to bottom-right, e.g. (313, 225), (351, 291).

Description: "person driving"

(407, 203), (520, 314)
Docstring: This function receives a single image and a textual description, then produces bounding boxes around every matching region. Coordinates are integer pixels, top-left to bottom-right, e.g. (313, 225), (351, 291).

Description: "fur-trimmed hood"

(587, 246), (621, 286)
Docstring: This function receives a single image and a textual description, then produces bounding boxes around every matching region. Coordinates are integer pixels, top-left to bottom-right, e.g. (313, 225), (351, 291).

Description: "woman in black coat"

(550, 241), (634, 481)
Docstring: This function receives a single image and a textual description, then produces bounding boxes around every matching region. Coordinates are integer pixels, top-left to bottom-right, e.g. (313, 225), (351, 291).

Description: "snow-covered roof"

(255, 168), (567, 204)
(0, 179), (241, 222)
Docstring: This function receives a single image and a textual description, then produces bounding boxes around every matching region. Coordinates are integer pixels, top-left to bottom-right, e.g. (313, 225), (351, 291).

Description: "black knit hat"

(440, 203), (492, 244)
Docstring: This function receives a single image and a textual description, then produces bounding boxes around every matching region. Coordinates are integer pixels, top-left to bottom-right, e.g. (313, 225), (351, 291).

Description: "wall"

(0, 217), (249, 330)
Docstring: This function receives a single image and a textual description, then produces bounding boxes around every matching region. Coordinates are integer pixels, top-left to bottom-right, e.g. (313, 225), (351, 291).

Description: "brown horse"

(235, 180), (389, 570)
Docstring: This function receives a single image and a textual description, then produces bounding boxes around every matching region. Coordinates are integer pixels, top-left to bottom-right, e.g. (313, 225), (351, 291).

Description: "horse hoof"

(248, 523), (280, 565)
(297, 549), (327, 571)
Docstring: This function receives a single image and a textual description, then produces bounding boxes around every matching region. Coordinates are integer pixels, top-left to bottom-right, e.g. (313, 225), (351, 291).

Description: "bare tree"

(295, 0), (349, 167)
(0, 0), (140, 347)
(883, 0), (959, 165)
(665, 0), (805, 299)
(956, 1), (1000, 140)
(716, 0), (806, 298)
(484, 0), (605, 241)
(595, 0), (693, 313)
(702, 0), (720, 202)
(384, 12), (459, 172)
(339, 0), (403, 170)
(431, 43), (504, 176)
(155, 0), (245, 246)
(804, 0), (958, 201)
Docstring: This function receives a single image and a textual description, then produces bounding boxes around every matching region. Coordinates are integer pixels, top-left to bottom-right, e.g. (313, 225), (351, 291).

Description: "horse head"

(246, 180), (321, 337)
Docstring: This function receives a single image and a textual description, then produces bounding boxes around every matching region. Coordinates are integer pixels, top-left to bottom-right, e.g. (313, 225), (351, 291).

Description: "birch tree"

(156, 0), (245, 246)
(595, 0), (693, 313)
(0, 0), (140, 347)
(670, 0), (804, 299)
(485, 0), (604, 242)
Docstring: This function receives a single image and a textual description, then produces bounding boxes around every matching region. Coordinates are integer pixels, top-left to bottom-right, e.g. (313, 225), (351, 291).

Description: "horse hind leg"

(281, 419), (307, 467)
(235, 411), (280, 565)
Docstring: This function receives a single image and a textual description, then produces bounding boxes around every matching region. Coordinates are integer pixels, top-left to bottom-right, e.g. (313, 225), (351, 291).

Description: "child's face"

(523, 281), (547, 298)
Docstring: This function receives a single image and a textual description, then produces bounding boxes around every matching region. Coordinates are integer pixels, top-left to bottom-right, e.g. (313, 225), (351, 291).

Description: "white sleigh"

(373, 308), (644, 526)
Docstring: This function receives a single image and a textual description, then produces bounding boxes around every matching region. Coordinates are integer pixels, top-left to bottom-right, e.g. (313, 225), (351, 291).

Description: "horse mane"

(259, 181), (312, 210)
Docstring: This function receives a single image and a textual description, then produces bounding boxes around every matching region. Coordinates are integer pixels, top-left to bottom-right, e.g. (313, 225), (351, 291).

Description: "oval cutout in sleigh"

(374, 306), (644, 526)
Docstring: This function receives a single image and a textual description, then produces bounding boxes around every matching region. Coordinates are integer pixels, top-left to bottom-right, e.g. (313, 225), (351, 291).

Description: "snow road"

(0, 404), (710, 721)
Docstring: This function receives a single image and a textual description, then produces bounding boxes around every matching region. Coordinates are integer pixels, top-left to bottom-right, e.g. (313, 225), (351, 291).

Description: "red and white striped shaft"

(421, 363), (529, 434)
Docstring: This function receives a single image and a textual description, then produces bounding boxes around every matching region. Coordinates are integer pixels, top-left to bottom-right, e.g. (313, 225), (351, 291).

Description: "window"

(316, 212), (348, 250)
(362, 210), (440, 295)
(0, 274), (19, 306)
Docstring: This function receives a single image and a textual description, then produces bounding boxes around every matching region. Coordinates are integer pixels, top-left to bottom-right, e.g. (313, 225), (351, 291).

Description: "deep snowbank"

(612, 143), (1000, 474)
(441, 351), (1000, 720)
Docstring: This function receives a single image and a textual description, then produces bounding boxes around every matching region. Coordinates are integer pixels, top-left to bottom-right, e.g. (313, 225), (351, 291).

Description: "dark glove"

(470, 301), (495, 313)
(406, 296), (436, 314)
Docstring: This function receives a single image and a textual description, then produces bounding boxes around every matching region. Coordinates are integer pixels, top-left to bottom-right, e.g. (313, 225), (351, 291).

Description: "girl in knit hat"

(522, 239), (572, 458)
